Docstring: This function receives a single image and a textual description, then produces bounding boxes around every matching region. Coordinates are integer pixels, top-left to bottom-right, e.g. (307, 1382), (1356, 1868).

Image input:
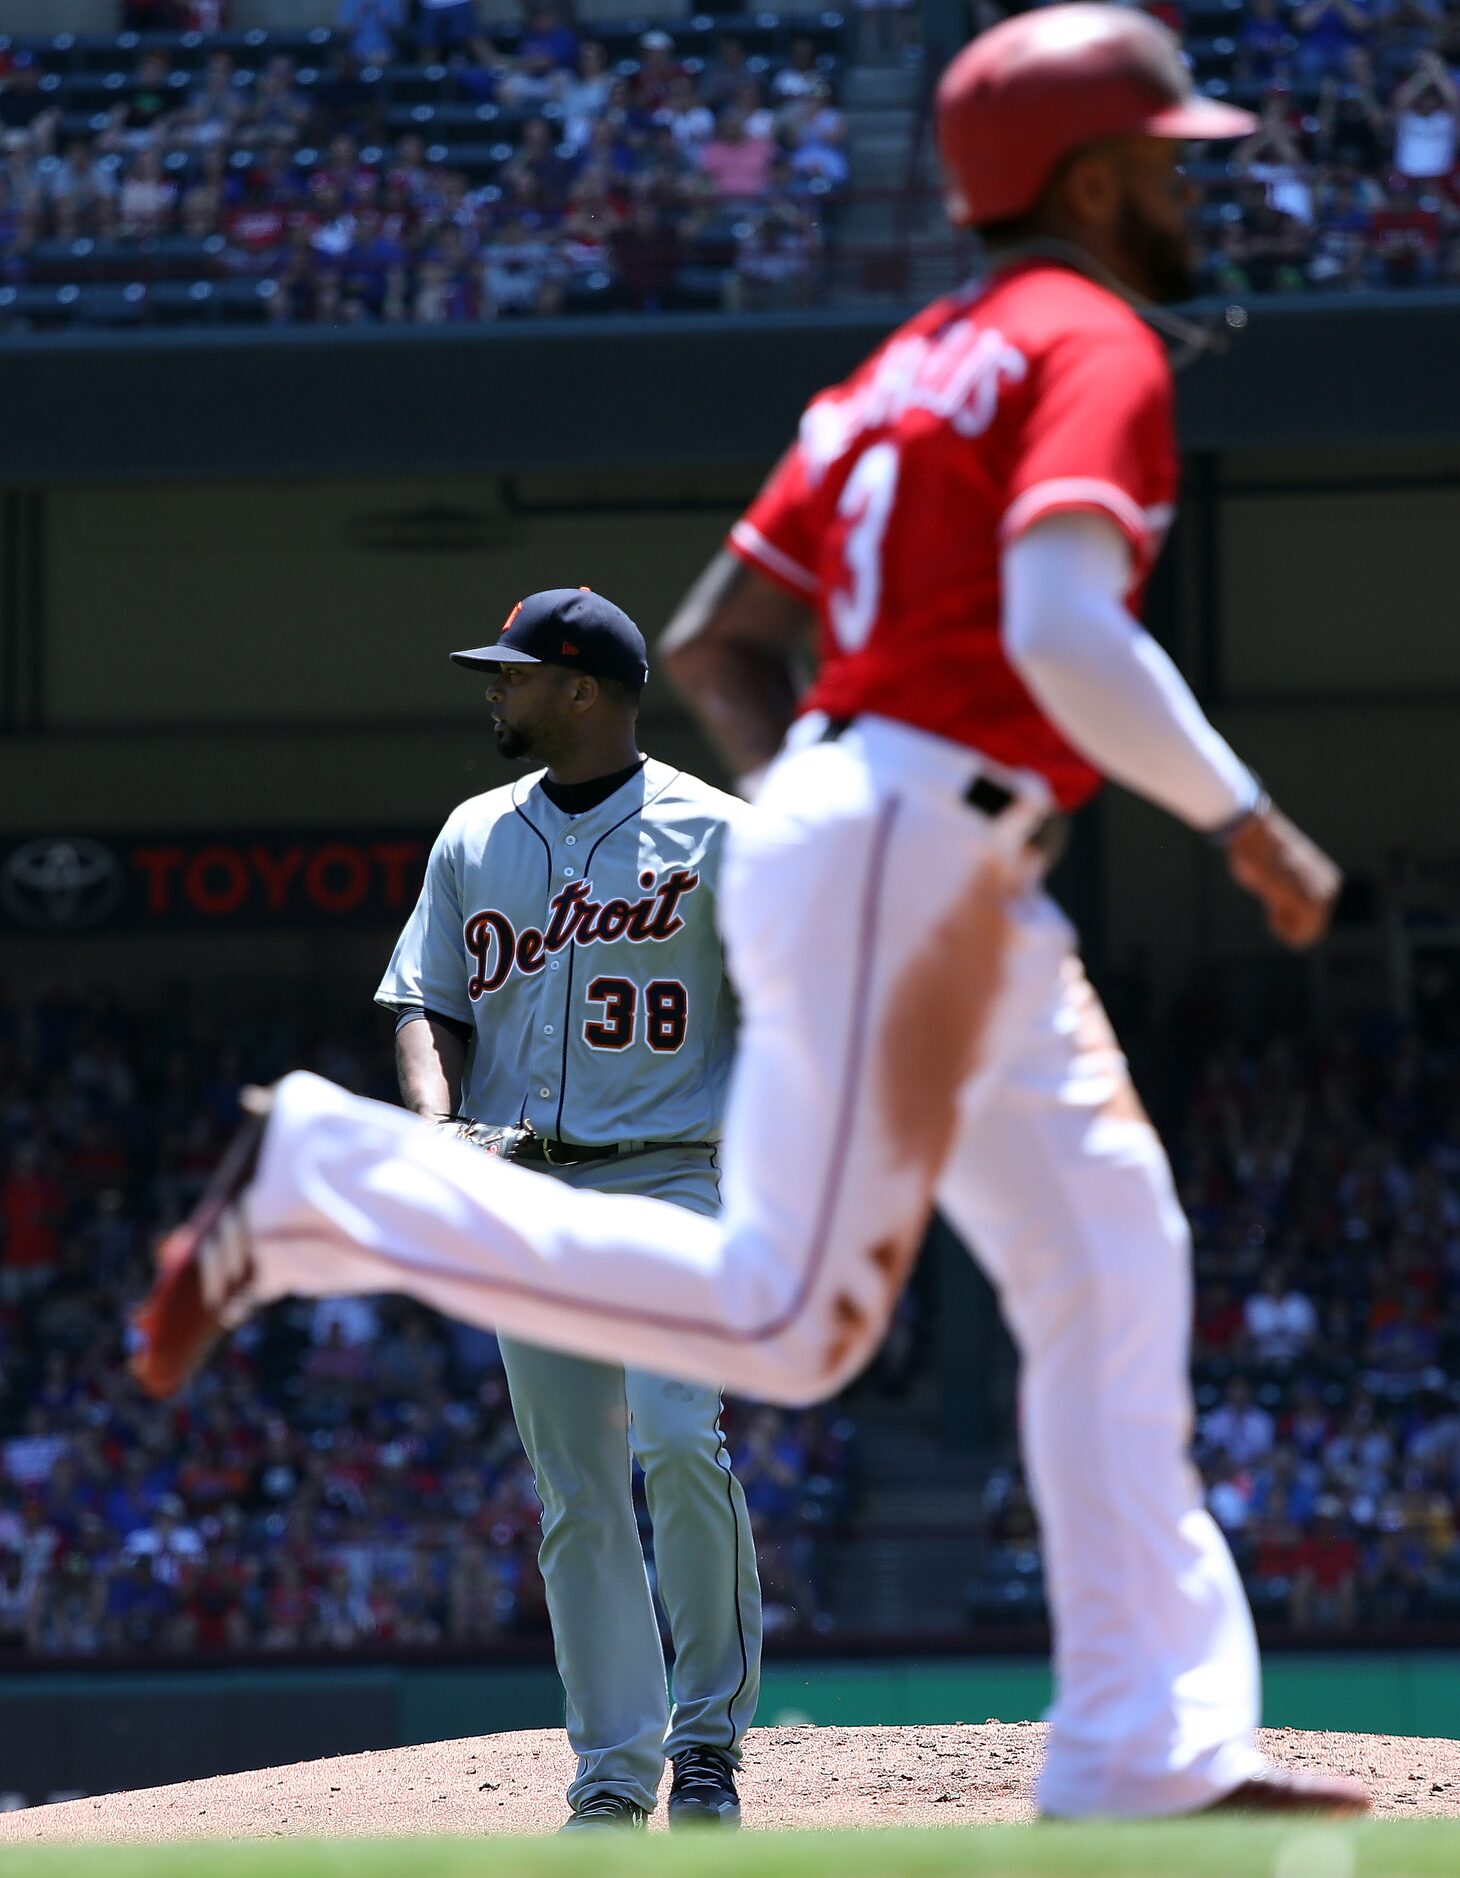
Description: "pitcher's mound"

(0, 1724), (1455, 1843)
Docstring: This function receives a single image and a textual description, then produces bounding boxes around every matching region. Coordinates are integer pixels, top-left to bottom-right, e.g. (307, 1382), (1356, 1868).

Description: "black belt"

(513, 1135), (712, 1169)
(819, 716), (1066, 861)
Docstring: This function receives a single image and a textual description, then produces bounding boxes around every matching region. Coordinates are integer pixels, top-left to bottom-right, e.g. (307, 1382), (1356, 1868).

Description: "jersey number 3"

(829, 440), (899, 654)
(584, 976), (689, 1054)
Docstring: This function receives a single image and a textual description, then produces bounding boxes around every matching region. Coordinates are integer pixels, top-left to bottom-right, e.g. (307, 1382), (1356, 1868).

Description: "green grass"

(0, 1824), (1453, 1878)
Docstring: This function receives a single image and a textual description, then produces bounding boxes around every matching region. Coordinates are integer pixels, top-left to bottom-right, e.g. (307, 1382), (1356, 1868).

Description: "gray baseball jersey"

(376, 759), (744, 1144)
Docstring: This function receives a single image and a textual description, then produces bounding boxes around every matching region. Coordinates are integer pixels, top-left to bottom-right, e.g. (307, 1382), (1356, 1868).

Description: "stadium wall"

(1, 1654), (1456, 1807)
(3, 296), (1459, 487)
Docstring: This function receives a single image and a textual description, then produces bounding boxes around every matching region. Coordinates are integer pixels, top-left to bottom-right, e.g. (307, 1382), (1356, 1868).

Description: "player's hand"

(1223, 801), (1342, 950)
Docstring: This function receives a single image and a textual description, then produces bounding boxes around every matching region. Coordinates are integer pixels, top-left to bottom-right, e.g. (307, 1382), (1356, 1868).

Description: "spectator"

(1359, 1530), (1428, 1624)
(1290, 1500), (1360, 1629)
(633, 32), (683, 112)
(415, 0), (478, 59)
(1308, 169), (1377, 285)
(247, 56), (311, 145)
(311, 51), (384, 144)
(610, 197), (684, 310)
(127, 51), (179, 142)
(1239, 0), (1297, 83)
(1201, 1378), (1276, 1468)
(1248, 1486), (1303, 1607)
(656, 73), (716, 160)
(561, 43), (615, 153)
(338, 0), (407, 66)
(104, 1555), (179, 1652)
(1, 1146), (65, 1299)
(501, 5), (578, 107)
(1369, 174), (1444, 283)
(0, 54), (60, 156)
(1206, 1458), (1256, 1534)
(26, 1550), (105, 1655)
(121, 1496), (206, 1586)
(1229, 178), (1310, 289)
(701, 37), (752, 114)
(480, 215), (565, 316)
(502, 117), (572, 205)
(1235, 93), (1318, 226)
(1245, 1268), (1320, 1364)
(1315, 50), (1388, 171)
(699, 108), (775, 203)
(731, 78), (778, 144)
(1324, 1397), (1395, 1501)
(774, 36), (825, 100)
(1195, 1277), (1249, 1358)
(173, 50), (244, 151)
(46, 143), (117, 240)
(1365, 1288), (1441, 1382)
(4, 1408), (67, 1490)
(1391, 49), (1459, 175)
(1294, 0), (1375, 79)
(1283, 1380), (1334, 1461)
(786, 104), (850, 195)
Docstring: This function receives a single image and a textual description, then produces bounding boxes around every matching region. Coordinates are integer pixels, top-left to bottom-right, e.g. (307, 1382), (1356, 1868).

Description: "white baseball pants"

(245, 711), (1263, 1817)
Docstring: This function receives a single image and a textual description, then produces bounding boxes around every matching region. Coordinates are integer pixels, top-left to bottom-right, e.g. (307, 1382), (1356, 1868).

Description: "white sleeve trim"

(729, 519), (820, 596)
(1000, 477), (1157, 551)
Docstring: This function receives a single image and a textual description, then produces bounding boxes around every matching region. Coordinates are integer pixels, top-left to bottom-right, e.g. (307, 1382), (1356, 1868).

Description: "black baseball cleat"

(668, 1746), (742, 1828)
(559, 1793), (649, 1833)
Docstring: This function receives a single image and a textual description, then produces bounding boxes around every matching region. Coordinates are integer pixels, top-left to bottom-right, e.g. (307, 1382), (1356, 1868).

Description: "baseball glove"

(434, 1118), (535, 1160)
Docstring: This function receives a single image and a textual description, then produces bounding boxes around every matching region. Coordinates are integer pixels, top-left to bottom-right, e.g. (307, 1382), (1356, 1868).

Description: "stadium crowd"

(4, 965), (1460, 1656)
(0, 983), (852, 1659)
(2, 1), (1460, 325)
(971, 1003), (1460, 1633)
(0, 9), (846, 323)
(1195, 12), (1460, 292)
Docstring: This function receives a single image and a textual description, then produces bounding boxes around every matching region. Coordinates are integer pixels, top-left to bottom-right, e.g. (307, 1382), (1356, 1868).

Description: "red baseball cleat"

(1201, 1768), (1371, 1817)
(130, 1087), (273, 1399)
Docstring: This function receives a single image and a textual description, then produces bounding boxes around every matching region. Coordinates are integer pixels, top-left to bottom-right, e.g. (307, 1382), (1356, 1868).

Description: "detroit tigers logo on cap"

(452, 588), (650, 686)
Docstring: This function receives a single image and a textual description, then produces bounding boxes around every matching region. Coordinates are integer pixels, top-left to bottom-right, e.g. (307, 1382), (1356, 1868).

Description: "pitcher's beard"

(492, 721), (533, 762)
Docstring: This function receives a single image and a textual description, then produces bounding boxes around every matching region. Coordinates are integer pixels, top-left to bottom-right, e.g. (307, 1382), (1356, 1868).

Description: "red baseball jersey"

(727, 261), (1178, 809)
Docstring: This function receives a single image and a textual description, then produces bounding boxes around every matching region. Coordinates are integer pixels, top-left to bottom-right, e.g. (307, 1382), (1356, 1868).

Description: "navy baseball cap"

(452, 588), (648, 687)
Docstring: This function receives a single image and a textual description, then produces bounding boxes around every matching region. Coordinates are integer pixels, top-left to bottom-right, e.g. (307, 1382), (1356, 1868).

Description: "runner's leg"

(936, 890), (1262, 1818)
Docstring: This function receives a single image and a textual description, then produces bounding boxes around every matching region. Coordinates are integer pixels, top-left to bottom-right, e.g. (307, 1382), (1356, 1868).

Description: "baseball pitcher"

(378, 589), (760, 1830)
(137, 6), (1365, 1822)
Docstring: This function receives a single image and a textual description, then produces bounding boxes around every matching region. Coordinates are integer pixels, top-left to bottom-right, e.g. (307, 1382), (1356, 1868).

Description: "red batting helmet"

(936, 3), (1256, 229)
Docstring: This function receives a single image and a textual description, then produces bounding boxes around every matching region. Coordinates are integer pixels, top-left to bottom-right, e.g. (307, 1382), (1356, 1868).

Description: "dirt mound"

(1, 1724), (1454, 1843)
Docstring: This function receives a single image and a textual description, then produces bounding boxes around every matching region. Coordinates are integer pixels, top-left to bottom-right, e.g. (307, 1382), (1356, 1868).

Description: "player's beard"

(1117, 197), (1196, 304)
(492, 718), (535, 762)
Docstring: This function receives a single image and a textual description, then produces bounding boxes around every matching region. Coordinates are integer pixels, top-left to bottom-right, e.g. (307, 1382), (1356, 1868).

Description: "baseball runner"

(134, 6), (1368, 1819)
(379, 588), (760, 1831)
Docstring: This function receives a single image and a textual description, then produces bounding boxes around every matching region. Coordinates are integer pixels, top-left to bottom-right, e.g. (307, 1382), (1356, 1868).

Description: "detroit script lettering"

(464, 869), (701, 1000)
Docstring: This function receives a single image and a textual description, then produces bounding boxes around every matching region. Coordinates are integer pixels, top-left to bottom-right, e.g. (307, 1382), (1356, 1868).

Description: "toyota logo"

(0, 838), (125, 931)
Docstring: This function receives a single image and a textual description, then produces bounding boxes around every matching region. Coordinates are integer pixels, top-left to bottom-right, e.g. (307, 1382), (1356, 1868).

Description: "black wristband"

(1207, 779), (1269, 848)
